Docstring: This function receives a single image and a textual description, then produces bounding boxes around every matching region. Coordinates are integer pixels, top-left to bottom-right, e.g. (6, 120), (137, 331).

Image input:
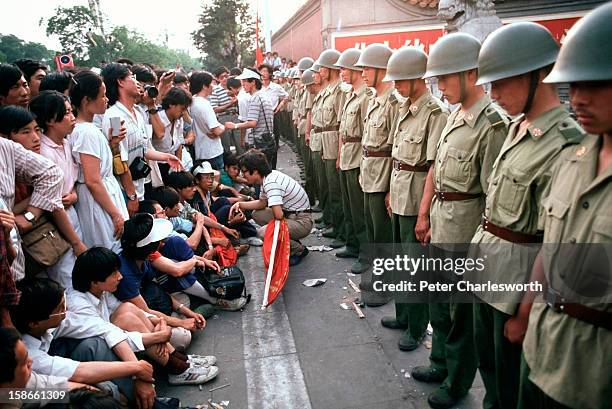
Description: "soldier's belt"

(434, 190), (482, 201)
(545, 287), (612, 331)
(342, 136), (362, 143)
(362, 148), (392, 158)
(393, 160), (429, 173)
(481, 217), (543, 244)
(312, 125), (340, 133)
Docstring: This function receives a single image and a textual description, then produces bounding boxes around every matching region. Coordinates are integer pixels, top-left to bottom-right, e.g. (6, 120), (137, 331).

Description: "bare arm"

(81, 153), (124, 220)
(150, 255), (197, 278)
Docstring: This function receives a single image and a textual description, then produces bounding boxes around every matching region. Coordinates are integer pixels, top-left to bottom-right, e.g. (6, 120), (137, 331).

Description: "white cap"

(192, 161), (219, 177)
(136, 217), (173, 248)
(235, 68), (261, 81)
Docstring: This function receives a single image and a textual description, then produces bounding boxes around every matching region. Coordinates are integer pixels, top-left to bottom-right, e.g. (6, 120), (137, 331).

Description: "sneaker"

(245, 236), (263, 246)
(215, 296), (248, 311)
(168, 365), (219, 385)
(187, 354), (217, 367)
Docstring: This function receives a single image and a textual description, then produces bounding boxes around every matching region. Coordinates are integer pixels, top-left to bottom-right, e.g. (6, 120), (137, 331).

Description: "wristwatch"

(147, 107), (159, 115)
(128, 193), (137, 201)
(24, 211), (36, 224)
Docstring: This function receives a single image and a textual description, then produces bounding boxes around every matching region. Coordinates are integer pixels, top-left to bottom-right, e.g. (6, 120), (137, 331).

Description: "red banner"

(262, 219), (290, 306)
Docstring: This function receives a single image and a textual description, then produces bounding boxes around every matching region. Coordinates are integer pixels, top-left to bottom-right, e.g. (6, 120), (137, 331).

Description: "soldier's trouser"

(363, 192), (392, 248)
(324, 158), (344, 239)
(312, 150), (331, 224)
(339, 168), (366, 254)
(301, 136), (317, 205)
(517, 354), (571, 409)
(474, 303), (522, 409)
(391, 214), (429, 339)
(429, 296), (478, 398)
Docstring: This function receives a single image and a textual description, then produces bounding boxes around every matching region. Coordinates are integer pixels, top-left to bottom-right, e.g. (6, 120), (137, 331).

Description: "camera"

(144, 85), (159, 99)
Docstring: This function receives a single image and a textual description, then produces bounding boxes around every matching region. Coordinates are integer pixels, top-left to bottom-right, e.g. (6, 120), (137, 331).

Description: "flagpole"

(262, 219), (281, 309)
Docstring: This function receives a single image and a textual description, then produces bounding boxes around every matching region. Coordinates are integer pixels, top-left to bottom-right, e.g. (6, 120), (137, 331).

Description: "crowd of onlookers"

(0, 55), (312, 408)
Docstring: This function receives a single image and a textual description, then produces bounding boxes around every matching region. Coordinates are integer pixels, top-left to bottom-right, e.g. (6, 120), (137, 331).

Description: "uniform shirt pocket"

(497, 168), (530, 217)
(322, 106), (335, 125)
(591, 216), (612, 242)
(369, 118), (387, 147)
(443, 146), (473, 185)
(399, 126), (426, 163)
(543, 197), (570, 243)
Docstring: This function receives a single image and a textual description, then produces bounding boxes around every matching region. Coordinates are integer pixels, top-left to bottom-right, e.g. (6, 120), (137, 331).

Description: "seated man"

(218, 153), (255, 199)
(230, 149), (312, 266)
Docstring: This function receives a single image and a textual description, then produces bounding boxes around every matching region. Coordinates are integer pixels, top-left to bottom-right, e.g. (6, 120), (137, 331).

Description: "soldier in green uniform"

(503, 4), (612, 408)
(465, 22), (587, 409)
(335, 48), (370, 273)
(354, 43), (398, 307)
(291, 69), (304, 160)
(381, 47), (449, 352)
(315, 49), (346, 248)
(411, 33), (508, 409)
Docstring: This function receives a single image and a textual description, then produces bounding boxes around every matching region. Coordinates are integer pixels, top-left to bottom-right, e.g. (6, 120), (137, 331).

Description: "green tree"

(192, 0), (256, 70)
(0, 34), (54, 64)
(45, 6), (97, 64)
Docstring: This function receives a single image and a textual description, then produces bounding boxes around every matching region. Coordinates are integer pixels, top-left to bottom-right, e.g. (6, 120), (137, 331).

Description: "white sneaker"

(168, 365), (219, 385)
(188, 354), (217, 367)
(245, 236), (263, 246)
(215, 296), (248, 311)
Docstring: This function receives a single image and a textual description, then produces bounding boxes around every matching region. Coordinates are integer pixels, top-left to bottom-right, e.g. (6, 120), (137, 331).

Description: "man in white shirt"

(257, 63), (289, 168)
(189, 71), (226, 170)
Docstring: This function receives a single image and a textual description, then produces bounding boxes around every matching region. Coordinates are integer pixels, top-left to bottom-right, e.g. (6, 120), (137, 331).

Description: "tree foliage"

(192, 0), (256, 70)
(46, 6), (96, 64)
(0, 34), (55, 64)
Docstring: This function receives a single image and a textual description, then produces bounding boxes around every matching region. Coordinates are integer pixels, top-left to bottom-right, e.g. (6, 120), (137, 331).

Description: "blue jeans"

(206, 154), (224, 171)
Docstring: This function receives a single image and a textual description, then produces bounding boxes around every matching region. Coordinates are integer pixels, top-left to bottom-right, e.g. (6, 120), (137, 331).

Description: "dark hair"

(213, 66), (229, 79)
(28, 90), (69, 133)
(138, 199), (159, 215)
(0, 327), (21, 384)
(72, 247), (121, 292)
(121, 213), (159, 260)
(173, 72), (189, 85)
(223, 152), (239, 168)
(153, 69), (167, 80)
(245, 67), (263, 90)
(70, 70), (103, 112)
(258, 64), (273, 75)
(101, 63), (131, 106)
(40, 71), (73, 94)
(13, 59), (47, 82)
(229, 67), (242, 76)
(147, 186), (180, 209)
(11, 278), (64, 334)
(161, 87), (192, 110)
(115, 57), (134, 66)
(0, 64), (25, 97)
(69, 387), (126, 409)
(165, 171), (195, 191)
(0, 105), (36, 137)
(131, 64), (157, 84)
(189, 71), (213, 95)
(239, 149), (271, 176)
(226, 77), (241, 90)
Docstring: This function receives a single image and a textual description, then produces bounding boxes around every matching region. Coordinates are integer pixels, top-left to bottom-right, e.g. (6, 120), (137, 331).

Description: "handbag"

(21, 214), (71, 270)
(253, 96), (277, 155)
(129, 146), (151, 180)
(196, 265), (250, 301)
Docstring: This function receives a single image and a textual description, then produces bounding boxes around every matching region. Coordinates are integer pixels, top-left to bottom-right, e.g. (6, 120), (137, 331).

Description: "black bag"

(253, 96), (277, 157)
(129, 146), (151, 180)
(197, 265), (249, 300)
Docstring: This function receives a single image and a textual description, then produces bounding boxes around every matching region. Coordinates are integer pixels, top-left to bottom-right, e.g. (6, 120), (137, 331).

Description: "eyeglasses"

(48, 301), (67, 319)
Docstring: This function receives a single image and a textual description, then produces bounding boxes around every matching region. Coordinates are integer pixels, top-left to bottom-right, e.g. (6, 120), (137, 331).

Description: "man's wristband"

(127, 193), (137, 201)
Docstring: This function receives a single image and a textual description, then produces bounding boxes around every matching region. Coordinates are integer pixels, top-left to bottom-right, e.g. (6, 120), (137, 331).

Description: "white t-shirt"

(152, 110), (184, 154)
(260, 82), (288, 110)
(261, 170), (310, 212)
(191, 95), (222, 160)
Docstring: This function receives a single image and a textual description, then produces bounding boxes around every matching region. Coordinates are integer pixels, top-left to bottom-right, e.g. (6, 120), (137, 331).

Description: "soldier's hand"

(415, 214), (430, 243)
(384, 192), (392, 217)
(504, 315), (528, 344)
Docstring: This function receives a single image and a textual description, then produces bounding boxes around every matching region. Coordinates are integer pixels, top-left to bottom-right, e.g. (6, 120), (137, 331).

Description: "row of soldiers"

(280, 3), (611, 409)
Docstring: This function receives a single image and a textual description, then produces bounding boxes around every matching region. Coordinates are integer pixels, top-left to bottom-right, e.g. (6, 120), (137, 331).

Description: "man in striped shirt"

(230, 150), (311, 265)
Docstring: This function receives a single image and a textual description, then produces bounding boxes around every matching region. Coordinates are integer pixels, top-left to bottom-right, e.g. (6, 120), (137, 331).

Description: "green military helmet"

(334, 48), (362, 71)
(477, 22), (559, 85)
(383, 46), (428, 81)
(297, 57), (315, 71)
(354, 43), (393, 69)
(423, 32), (481, 78)
(292, 68), (301, 79)
(311, 63), (321, 73)
(301, 69), (315, 86)
(544, 2), (612, 83)
(316, 49), (341, 69)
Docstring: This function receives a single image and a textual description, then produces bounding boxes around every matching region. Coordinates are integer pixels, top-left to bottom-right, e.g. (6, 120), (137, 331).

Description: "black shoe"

(289, 247), (309, 266)
(398, 331), (423, 351)
(335, 247), (358, 258)
(427, 386), (460, 409)
(411, 366), (447, 383)
(380, 316), (407, 329)
(362, 291), (391, 307)
(351, 261), (369, 274)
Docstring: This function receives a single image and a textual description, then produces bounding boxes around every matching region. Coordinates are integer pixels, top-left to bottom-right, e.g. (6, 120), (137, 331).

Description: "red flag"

(262, 219), (290, 307)
(255, 4), (263, 65)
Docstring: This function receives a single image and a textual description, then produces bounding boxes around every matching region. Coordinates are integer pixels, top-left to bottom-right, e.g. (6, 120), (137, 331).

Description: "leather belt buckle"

(545, 287), (565, 312)
(393, 160), (401, 171)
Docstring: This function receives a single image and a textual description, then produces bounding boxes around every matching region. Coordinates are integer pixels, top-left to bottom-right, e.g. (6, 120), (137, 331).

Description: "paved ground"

(159, 143), (484, 409)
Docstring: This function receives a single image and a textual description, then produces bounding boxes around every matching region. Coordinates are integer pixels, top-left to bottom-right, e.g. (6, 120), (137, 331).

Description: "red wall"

(272, 8), (323, 61)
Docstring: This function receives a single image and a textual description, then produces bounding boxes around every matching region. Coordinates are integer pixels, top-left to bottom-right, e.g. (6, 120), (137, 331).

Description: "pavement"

(158, 142), (484, 409)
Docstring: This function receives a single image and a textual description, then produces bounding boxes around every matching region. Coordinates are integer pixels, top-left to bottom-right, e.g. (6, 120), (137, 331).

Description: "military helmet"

(334, 48), (362, 71)
(316, 49), (341, 69)
(292, 68), (301, 79)
(545, 2), (612, 83)
(297, 57), (315, 71)
(423, 32), (481, 78)
(383, 47), (428, 81)
(354, 43), (393, 69)
(301, 69), (315, 86)
(477, 22), (559, 85)
(311, 63), (321, 73)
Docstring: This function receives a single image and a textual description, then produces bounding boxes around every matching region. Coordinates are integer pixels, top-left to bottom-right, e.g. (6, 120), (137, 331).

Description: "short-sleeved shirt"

(191, 95), (223, 160)
(260, 82), (288, 110)
(388, 90), (448, 216)
(155, 236), (197, 293)
(210, 85), (236, 116)
(114, 253), (156, 301)
(220, 169), (234, 187)
(246, 92), (274, 144)
(39, 135), (79, 196)
(319, 81), (346, 160)
(430, 95), (508, 243)
(339, 84), (369, 171)
(23, 333), (79, 379)
(152, 110), (184, 155)
(309, 91), (325, 153)
(468, 105), (585, 313)
(262, 170), (309, 211)
(360, 86), (399, 193)
(522, 134), (612, 409)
